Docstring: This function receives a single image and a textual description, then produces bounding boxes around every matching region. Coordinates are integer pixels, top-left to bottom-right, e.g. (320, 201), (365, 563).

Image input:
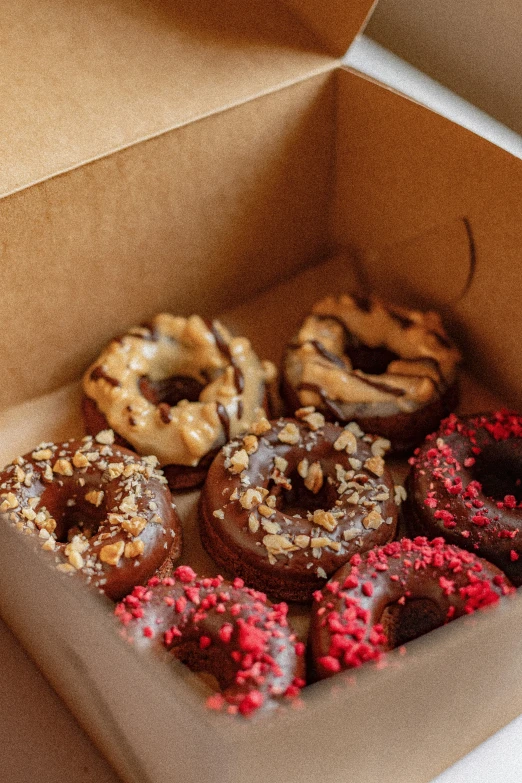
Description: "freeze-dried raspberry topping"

(407, 411), (522, 585)
(116, 566), (304, 716)
(309, 537), (512, 680)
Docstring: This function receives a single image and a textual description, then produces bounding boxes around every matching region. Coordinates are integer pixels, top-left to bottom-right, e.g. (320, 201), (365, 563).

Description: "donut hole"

(380, 598), (445, 648)
(274, 468), (338, 517)
(172, 640), (240, 692)
(343, 342), (401, 376)
(471, 441), (522, 503)
(40, 486), (111, 543)
(139, 375), (205, 407)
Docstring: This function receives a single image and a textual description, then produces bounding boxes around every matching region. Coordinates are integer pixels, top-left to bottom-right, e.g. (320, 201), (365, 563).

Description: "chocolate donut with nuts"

(0, 432), (181, 600)
(199, 411), (400, 602)
(282, 294), (461, 453)
(83, 314), (275, 490)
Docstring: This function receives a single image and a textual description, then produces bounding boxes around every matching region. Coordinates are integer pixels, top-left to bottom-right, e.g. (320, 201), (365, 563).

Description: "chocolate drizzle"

(216, 403), (231, 441)
(206, 320), (245, 396)
(90, 366), (120, 387)
(298, 383), (346, 420)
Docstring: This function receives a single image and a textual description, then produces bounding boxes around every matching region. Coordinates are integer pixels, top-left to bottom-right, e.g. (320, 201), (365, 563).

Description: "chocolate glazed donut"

(82, 314), (275, 491)
(406, 411), (522, 585)
(199, 412), (400, 602)
(309, 537), (513, 681)
(0, 433), (182, 600)
(116, 566), (305, 716)
(282, 294), (461, 453)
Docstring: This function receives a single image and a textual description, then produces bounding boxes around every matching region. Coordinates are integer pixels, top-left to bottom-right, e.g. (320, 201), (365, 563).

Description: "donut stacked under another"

(199, 411), (400, 602)
(309, 537), (513, 681)
(116, 566), (305, 716)
(406, 410), (522, 585)
(0, 432), (181, 600)
(283, 294), (461, 453)
(83, 314), (274, 490)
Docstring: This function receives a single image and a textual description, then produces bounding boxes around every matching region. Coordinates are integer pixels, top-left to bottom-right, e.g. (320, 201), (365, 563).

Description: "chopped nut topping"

(229, 449), (249, 474)
(100, 540), (125, 565)
(371, 438), (391, 457)
(304, 461), (324, 494)
(346, 421), (364, 438)
(317, 567), (328, 579)
(242, 435), (258, 455)
(106, 462), (125, 480)
(124, 539), (145, 559)
(313, 509), (337, 532)
(294, 535), (310, 549)
(395, 485), (407, 505)
(258, 504), (275, 518)
(248, 514), (259, 533)
(277, 423), (300, 445)
(21, 507), (37, 521)
(333, 430), (357, 454)
(297, 458), (309, 479)
(43, 464), (54, 482)
(364, 455), (385, 477)
(0, 492), (19, 512)
(34, 512), (57, 534)
(32, 448), (53, 461)
(213, 509), (225, 520)
(261, 520), (281, 534)
(348, 457), (362, 470)
(53, 458), (73, 477)
(85, 489), (104, 507)
(274, 456), (288, 473)
(122, 516), (147, 536)
(42, 537), (56, 551)
(72, 451), (90, 468)
(239, 488), (265, 510)
(265, 494), (277, 508)
(302, 412), (325, 431)
(263, 533), (298, 557)
(95, 429), (115, 445)
(120, 495), (138, 514)
(250, 417), (271, 436)
(362, 509), (384, 529)
(346, 491), (360, 505)
(328, 540), (342, 552)
(310, 536), (331, 548)
(66, 550), (85, 570)
(343, 528), (359, 541)
(295, 406), (316, 419)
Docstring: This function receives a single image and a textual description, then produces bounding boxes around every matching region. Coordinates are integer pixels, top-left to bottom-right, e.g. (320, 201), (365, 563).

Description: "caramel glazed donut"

(0, 432), (182, 600)
(406, 411), (522, 586)
(116, 566), (305, 716)
(309, 537), (513, 681)
(199, 410), (401, 603)
(282, 294), (461, 453)
(82, 314), (275, 490)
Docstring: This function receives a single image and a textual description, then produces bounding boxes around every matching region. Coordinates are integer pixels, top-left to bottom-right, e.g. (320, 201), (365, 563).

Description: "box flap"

(283, 0), (378, 57)
(1, 0), (336, 198)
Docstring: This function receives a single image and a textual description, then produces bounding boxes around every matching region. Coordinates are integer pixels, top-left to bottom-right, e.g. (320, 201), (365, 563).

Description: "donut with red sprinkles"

(406, 411), (522, 584)
(309, 537), (513, 680)
(115, 566), (305, 715)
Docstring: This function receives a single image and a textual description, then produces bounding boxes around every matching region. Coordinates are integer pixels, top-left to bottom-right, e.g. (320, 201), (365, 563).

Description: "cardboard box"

(2, 1), (522, 782)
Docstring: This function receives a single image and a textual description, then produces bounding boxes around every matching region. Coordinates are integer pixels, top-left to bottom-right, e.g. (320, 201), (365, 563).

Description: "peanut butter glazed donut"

(0, 432), (181, 600)
(199, 411), (400, 602)
(282, 294), (461, 453)
(83, 314), (274, 490)
(116, 566), (305, 716)
(406, 411), (522, 585)
(309, 537), (513, 681)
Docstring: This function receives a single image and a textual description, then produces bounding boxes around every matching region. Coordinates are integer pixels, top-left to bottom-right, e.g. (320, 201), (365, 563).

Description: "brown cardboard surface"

(283, 0), (377, 57)
(333, 66), (522, 409)
(1, 0), (336, 198)
(0, 72), (335, 412)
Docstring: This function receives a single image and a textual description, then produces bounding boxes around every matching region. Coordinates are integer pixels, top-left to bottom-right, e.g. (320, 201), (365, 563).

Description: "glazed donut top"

(0, 432), (180, 600)
(309, 536), (512, 679)
(83, 314), (274, 467)
(116, 567), (305, 716)
(407, 411), (522, 583)
(285, 294), (461, 417)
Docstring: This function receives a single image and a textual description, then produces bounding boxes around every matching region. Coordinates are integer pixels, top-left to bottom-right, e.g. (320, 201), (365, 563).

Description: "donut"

(309, 537), (513, 681)
(115, 566), (305, 716)
(406, 410), (522, 585)
(282, 294), (461, 453)
(0, 432), (182, 600)
(82, 314), (275, 490)
(199, 411), (400, 602)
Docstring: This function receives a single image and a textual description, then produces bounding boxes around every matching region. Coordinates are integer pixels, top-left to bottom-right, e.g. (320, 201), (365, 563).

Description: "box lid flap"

(283, 0), (378, 57)
(1, 0), (346, 198)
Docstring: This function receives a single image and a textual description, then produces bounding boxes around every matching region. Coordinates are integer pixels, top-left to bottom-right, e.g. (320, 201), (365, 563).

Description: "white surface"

(2, 34), (522, 783)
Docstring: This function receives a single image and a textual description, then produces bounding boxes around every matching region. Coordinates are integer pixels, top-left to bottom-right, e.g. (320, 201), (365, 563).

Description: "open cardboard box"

(2, 1), (522, 781)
